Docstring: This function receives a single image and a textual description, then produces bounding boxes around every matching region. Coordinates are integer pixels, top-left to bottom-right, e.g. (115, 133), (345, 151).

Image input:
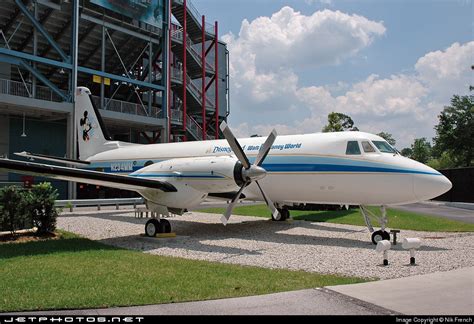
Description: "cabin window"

(361, 141), (376, 153)
(346, 141), (361, 155)
(373, 141), (397, 153)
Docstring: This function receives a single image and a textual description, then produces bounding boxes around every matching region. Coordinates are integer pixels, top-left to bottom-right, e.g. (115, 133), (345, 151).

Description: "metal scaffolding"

(0, 0), (229, 198)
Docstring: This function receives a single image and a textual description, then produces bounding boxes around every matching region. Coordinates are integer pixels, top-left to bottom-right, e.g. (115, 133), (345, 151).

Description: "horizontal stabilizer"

(0, 158), (177, 193)
(15, 151), (91, 167)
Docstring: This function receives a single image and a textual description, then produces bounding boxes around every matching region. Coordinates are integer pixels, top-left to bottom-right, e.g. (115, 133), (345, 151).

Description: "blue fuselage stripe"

(131, 174), (225, 179)
(86, 156), (441, 176)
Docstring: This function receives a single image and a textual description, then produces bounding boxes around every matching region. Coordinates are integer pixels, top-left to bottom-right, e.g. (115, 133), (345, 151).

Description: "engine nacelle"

(133, 155), (242, 209)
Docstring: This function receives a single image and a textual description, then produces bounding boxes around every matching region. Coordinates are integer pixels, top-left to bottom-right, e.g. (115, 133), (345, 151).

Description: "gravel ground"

(57, 209), (474, 280)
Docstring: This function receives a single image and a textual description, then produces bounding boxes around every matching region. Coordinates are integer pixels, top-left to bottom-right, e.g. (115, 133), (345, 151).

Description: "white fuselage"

(86, 131), (451, 207)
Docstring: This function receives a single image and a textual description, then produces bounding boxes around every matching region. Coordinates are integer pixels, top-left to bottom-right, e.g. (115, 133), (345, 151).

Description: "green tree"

(376, 132), (396, 146)
(322, 112), (356, 132)
(433, 95), (474, 167)
(411, 138), (432, 164)
(400, 147), (413, 158)
(0, 186), (29, 235)
(427, 151), (456, 170)
(27, 182), (59, 235)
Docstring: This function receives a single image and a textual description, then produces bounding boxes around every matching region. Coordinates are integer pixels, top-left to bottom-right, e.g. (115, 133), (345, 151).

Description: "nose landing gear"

(371, 229), (390, 245)
(272, 207), (290, 221)
(360, 205), (390, 244)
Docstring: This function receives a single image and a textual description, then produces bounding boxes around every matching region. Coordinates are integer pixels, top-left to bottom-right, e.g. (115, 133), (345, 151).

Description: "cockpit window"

(372, 141), (397, 153)
(346, 141), (361, 155)
(361, 141), (376, 153)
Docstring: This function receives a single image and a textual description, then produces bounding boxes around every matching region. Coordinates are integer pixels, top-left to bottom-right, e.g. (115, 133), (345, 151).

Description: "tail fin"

(75, 87), (112, 160)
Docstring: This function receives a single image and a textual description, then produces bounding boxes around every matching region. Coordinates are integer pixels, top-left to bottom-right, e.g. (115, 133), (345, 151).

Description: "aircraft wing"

(0, 158), (177, 192)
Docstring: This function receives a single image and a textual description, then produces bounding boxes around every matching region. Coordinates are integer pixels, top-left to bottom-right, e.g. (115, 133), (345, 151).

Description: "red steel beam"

(183, 0), (187, 141)
(168, 0), (172, 142)
(201, 15), (207, 140)
(214, 21), (219, 139)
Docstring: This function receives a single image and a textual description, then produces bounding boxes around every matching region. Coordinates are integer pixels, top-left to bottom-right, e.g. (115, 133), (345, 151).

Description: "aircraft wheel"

(159, 219), (172, 234)
(145, 219), (160, 237)
(371, 230), (390, 245)
(273, 208), (290, 221)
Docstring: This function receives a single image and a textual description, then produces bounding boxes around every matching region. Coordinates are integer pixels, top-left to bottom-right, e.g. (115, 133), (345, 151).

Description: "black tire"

(273, 208), (290, 221)
(160, 219), (172, 233)
(371, 230), (390, 245)
(145, 219), (160, 237)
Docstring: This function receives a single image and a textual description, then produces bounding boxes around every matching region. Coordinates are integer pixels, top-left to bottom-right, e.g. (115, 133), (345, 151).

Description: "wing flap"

(0, 159), (177, 192)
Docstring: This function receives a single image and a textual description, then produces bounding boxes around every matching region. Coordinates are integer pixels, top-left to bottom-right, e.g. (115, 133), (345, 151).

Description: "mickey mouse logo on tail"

(79, 111), (92, 141)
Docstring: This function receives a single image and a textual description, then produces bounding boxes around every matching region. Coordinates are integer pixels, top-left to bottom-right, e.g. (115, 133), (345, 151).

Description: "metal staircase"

(171, 0), (215, 43)
(171, 29), (215, 78)
(169, 0), (221, 142)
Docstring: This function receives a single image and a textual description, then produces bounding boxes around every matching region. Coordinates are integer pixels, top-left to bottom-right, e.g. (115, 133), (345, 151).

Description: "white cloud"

(222, 6), (386, 114)
(224, 5), (472, 149)
(415, 42), (474, 99)
(234, 7), (385, 71)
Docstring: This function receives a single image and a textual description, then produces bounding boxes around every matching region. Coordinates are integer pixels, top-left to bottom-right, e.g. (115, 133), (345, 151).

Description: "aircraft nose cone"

(414, 174), (452, 201)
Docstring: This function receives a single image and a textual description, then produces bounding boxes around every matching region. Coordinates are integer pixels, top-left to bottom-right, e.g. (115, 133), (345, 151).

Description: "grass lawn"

(0, 231), (366, 312)
(199, 205), (474, 232)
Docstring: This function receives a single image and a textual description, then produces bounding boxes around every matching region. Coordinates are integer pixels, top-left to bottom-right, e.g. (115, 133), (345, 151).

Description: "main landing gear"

(272, 207), (290, 221)
(360, 205), (390, 244)
(145, 218), (172, 237)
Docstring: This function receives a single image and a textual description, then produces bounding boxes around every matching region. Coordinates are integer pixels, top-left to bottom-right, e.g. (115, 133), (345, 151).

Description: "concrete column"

(0, 116), (10, 182)
(100, 25), (105, 109)
(32, 1), (37, 98)
(68, 0), (79, 199)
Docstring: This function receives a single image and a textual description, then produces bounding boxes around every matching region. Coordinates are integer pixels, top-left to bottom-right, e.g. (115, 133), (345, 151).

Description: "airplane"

(0, 87), (452, 244)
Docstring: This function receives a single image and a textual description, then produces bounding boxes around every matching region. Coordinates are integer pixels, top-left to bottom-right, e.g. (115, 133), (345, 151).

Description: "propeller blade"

(220, 121), (251, 169)
(255, 181), (280, 220)
(254, 129), (277, 167)
(221, 181), (250, 226)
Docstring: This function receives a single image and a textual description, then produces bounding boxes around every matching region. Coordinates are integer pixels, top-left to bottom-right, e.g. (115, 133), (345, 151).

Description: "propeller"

(219, 121), (280, 225)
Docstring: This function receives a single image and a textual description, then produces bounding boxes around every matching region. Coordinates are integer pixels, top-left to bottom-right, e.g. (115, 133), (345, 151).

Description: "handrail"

(185, 74), (214, 108)
(56, 197), (144, 211)
(186, 37), (215, 72)
(153, 68), (214, 109)
(184, 113), (215, 140)
(173, 0), (215, 37)
(90, 96), (162, 119)
(0, 78), (65, 102)
(170, 109), (183, 123)
(170, 28), (215, 72)
(186, 113), (203, 139)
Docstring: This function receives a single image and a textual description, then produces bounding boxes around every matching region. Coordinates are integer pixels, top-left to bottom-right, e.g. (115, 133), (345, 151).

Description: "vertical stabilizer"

(75, 87), (112, 160)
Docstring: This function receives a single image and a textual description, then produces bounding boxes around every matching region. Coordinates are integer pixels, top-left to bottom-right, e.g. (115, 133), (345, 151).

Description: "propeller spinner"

(219, 121), (280, 225)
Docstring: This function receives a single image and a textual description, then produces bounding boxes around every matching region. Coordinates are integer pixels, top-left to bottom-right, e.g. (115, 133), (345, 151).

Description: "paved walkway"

(329, 267), (474, 315)
(391, 202), (474, 224)
(7, 289), (394, 316)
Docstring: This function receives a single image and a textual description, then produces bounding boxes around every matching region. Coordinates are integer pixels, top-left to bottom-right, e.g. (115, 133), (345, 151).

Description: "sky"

(193, 0), (473, 149)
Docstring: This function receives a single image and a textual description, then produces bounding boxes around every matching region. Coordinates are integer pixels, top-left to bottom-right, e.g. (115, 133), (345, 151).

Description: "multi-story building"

(0, 0), (229, 198)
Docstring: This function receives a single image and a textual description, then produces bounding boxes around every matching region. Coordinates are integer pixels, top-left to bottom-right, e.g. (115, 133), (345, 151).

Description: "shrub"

(27, 182), (59, 235)
(0, 186), (29, 234)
